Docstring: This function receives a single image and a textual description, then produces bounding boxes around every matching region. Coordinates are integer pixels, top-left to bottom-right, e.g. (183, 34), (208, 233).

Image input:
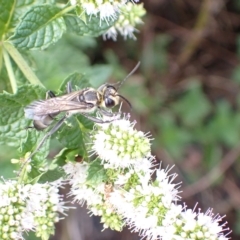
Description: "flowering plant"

(0, 0), (230, 239)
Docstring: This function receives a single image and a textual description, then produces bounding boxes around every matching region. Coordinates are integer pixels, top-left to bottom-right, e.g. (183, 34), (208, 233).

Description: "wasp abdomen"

(33, 114), (56, 130)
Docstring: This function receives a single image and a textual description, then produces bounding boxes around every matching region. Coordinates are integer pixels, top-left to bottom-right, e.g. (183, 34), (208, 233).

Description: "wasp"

(25, 81), (132, 129)
(22, 62), (140, 167)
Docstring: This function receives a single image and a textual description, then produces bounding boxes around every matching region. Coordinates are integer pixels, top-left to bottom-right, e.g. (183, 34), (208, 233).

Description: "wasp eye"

(105, 98), (115, 108)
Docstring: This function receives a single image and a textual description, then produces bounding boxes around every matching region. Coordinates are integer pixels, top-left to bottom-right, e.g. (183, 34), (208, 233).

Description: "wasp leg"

(19, 115), (68, 175)
(81, 113), (117, 124)
(46, 90), (56, 99)
(98, 107), (115, 117)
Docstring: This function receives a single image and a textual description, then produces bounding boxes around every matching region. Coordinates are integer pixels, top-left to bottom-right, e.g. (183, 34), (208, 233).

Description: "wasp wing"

(54, 89), (87, 100)
(24, 98), (95, 121)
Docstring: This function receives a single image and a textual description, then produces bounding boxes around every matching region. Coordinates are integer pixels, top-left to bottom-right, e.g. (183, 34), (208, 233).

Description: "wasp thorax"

(80, 88), (101, 105)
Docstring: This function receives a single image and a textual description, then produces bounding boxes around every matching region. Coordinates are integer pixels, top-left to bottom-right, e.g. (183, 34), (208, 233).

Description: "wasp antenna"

(116, 94), (132, 109)
(117, 61), (141, 90)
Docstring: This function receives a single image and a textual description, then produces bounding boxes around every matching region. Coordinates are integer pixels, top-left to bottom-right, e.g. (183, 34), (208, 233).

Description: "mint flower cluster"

(91, 119), (152, 168)
(0, 180), (67, 240)
(70, 0), (146, 40)
(64, 117), (229, 240)
(103, 2), (146, 40)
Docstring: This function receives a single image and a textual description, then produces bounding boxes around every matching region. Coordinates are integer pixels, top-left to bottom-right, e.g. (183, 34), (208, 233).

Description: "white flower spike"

(91, 118), (153, 169)
(0, 179), (68, 240)
(64, 114), (230, 240)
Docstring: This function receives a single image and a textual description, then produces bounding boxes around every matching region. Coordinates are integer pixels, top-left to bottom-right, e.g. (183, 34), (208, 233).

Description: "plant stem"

(3, 42), (45, 88)
(177, 0), (210, 66)
(56, 5), (76, 17)
(2, 47), (17, 93)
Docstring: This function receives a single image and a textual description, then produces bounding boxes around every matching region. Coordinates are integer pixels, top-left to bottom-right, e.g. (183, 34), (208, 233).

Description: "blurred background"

(1, 0), (240, 239)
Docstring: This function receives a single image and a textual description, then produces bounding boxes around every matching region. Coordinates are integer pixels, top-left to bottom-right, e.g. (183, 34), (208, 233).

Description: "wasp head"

(97, 62), (141, 110)
(100, 84), (131, 109)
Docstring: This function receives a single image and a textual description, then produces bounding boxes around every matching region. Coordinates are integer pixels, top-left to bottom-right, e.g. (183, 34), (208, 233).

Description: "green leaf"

(76, 114), (94, 130)
(10, 5), (66, 50)
(39, 168), (64, 183)
(155, 112), (191, 159)
(64, 15), (89, 35)
(12, 0), (54, 27)
(56, 113), (93, 151)
(86, 64), (113, 88)
(64, 13), (116, 37)
(142, 34), (172, 75)
(59, 63), (113, 89)
(57, 117), (85, 149)
(0, 0), (16, 38)
(29, 36), (90, 89)
(0, 145), (18, 178)
(59, 72), (91, 92)
(207, 101), (240, 147)
(171, 82), (211, 127)
(232, 66), (240, 85)
(87, 159), (108, 185)
(85, 14), (117, 36)
(19, 129), (50, 162)
(0, 84), (45, 147)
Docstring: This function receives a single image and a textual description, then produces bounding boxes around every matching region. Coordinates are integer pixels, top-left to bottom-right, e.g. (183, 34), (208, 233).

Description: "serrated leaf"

(64, 15), (89, 36)
(29, 36), (90, 89)
(84, 14), (117, 36)
(12, 0), (54, 27)
(57, 117), (85, 149)
(10, 5), (66, 50)
(59, 72), (91, 92)
(19, 129), (50, 162)
(39, 168), (64, 183)
(64, 13), (116, 37)
(0, 0), (16, 38)
(87, 159), (108, 185)
(76, 114), (94, 130)
(0, 84), (45, 147)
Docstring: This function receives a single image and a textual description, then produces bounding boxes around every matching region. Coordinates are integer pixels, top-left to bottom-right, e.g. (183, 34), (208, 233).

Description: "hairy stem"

(2, 47), (17, 93)
(3, 42), (45, 88)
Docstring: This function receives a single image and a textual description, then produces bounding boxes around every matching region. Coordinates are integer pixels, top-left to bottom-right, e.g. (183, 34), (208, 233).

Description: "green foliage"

(64, 14), (117, 37)
(10, 5), (116, 50)
(38, 167), (64, 183)
(19, 128), (50, 162)
(0, 0), (123, 187)
(234, 0), (240, 12)
(11, 5), (66, 50)
(154, 112), (192, 158)
(0, 0), (15, 38)
(171, 81), (211, 127)
(147, 79), (240, 168)
(142, 34), (172, 75)
(87, 159), (108, 185)
(0, 85), (45, 147)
